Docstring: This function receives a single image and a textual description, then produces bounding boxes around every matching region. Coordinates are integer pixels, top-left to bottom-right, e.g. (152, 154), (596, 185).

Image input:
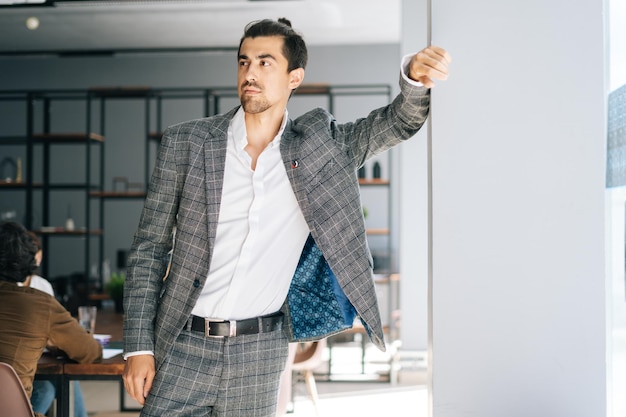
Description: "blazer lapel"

(203, 108), (238, 251)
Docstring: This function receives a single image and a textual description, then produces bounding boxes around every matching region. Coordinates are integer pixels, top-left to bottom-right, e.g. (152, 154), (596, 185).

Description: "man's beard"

(239, 81), (271, 114)
(240, 95), (271, 114)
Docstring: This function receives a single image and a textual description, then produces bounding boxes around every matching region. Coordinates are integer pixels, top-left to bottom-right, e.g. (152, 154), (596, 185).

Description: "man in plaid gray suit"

(123, 17), (451, 417)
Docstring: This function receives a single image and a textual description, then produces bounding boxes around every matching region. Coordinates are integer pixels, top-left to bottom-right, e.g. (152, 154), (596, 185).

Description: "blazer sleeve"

(332, 71), (431, 167)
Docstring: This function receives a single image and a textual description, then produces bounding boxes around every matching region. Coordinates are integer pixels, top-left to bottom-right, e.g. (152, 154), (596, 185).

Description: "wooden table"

(36, 306), (131, 417)
(33, 353), (66, 415)
(38, 350), (126, 417)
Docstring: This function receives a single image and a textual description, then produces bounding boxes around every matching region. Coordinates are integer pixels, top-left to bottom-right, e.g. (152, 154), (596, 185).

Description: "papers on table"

(102, 349), (123, 359)
(93, 334), (111, 344)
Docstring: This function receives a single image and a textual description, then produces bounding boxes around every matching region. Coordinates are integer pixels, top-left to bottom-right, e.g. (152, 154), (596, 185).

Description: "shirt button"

(193, 279), (200, 288)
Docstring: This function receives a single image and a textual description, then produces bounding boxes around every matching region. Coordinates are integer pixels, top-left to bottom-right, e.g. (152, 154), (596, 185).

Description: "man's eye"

(261, 61), (270, 67)
(239, 61), (248, 67)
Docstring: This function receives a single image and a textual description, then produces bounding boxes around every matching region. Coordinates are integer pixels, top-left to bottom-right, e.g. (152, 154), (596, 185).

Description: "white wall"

(429, 1), (607, 416)
(398, 0), (430, 352)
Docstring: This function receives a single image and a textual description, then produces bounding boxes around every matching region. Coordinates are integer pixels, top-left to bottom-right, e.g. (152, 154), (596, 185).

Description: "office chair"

(291, 338), (327, 416)
(0, 362), (36, 417)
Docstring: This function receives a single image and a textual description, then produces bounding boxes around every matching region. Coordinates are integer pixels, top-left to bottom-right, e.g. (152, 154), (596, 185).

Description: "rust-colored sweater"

(0, 281), (102, 397)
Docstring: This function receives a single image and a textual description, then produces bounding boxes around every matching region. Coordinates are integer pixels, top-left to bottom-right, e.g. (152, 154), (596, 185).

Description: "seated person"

(0, 221), (102, 416)
(21, 231), (88, 417)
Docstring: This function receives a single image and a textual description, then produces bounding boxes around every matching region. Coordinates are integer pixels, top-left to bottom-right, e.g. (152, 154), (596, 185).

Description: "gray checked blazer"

(123, 73), (430, 365)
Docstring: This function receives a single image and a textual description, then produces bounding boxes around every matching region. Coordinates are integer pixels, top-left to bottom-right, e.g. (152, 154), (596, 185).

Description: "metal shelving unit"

(0, 89), (103, 303)
(0, 84), (397, 332)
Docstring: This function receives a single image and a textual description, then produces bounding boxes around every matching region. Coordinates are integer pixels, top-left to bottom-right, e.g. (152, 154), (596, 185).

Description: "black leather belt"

(187, 312), (283, 338)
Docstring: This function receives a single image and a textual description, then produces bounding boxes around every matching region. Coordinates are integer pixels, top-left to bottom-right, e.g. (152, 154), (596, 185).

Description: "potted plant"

(105, 272), (125, 313)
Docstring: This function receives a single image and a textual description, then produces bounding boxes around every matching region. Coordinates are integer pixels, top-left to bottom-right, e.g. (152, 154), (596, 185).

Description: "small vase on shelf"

(372, 161), (381, 179)
(16, 158), (22, 183)
(65, 205), (75, 231)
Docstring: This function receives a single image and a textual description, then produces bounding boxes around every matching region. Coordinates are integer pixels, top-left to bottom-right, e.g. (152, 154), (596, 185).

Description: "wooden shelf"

(1, 133), (105, 143)
(88, 293), (111, 301)
(49, 183), (98, 190)
(366, 228), (389, 235)
(295, 84), (331, 95)
(0, 135), (28, 144)
(148, 132), (163, 141)
(359, 178), (389, 186)
(34, 228), (103, 236)
(0, 181), (96, 189)
(90, 191), (146, 199)
(32, 132), (104, 143)
(0, 183), (98, 190)
(0, 180), (42, 188)
(373, 273), (400, 284)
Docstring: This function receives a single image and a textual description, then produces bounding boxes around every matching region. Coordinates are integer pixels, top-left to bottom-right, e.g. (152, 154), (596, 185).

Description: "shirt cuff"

(401, 53), (424, 87)
(123, 350), (154, 360)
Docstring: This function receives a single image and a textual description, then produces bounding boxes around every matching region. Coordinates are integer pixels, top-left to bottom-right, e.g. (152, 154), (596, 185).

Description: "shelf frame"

(0, 84), (397, 321)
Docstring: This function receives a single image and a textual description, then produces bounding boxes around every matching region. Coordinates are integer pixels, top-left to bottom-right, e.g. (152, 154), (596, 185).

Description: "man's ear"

(289, 68), (305, 90)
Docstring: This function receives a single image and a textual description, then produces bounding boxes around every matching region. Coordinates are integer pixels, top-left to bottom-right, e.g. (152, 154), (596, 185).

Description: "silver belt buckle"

(204, 318), (225, 338)
(204, 318), (237, 339)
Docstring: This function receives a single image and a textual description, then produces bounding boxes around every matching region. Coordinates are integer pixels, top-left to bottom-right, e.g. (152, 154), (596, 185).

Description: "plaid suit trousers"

(140, 327), (289, 417)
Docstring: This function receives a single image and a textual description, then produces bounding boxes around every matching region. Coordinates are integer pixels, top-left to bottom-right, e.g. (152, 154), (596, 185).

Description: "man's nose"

(244, 66), (257, 82)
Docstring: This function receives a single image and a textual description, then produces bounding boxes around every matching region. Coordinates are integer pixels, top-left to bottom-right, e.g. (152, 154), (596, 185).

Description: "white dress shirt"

(17, 275), (55, 297)
(191, 107), (310, 320)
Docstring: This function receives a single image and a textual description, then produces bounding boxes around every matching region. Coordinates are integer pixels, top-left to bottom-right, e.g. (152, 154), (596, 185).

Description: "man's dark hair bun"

(278, 18), (292, 27)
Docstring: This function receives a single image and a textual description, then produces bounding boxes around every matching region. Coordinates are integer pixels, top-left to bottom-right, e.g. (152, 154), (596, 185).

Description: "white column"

(606, 187), (626, 417)
(428, 1), (607, 416)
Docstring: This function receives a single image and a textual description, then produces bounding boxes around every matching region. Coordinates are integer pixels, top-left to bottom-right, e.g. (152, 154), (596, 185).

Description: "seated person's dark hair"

(0, 221), (38, 283)
(27, 230), (42, 252)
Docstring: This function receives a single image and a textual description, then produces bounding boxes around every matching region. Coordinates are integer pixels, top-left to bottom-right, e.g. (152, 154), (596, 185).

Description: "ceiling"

(0, 0), (401, 56)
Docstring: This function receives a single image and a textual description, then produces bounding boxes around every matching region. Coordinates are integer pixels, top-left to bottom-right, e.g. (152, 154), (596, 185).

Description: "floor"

(62, 282), (626, 417)
(73, 322), (626, 417)
(79, 344), (428, 417)
(82, 380), (427, 417)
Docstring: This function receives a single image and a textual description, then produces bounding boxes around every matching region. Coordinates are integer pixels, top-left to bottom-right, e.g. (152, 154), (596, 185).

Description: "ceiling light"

(25, 16), (40, 30)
